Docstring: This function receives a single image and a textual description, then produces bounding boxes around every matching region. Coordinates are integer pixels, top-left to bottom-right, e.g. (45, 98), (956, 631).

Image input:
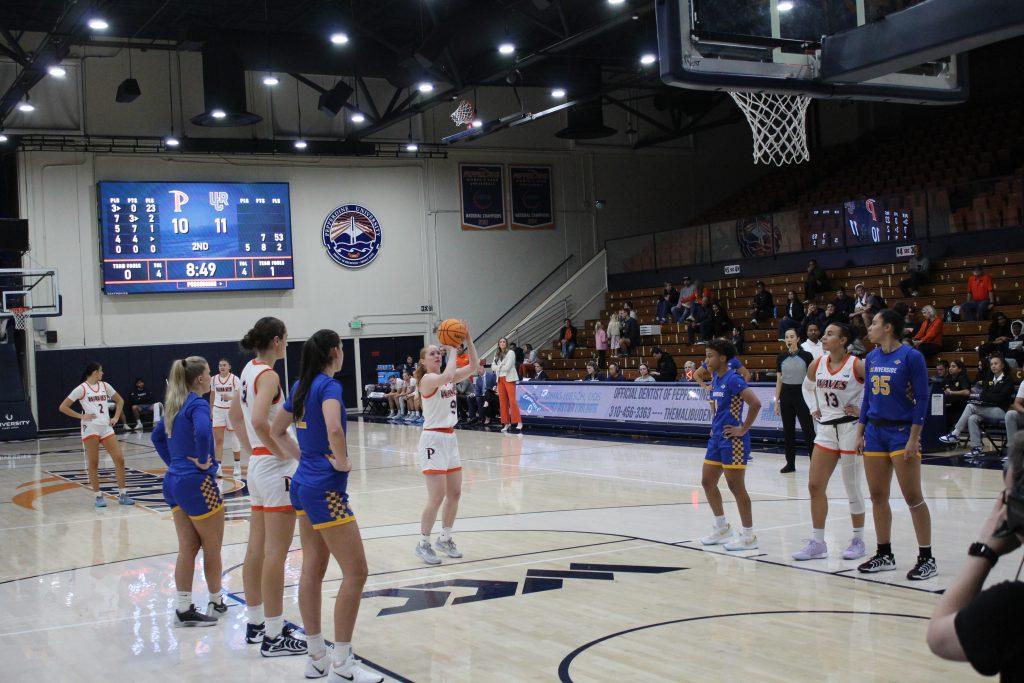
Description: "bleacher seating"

(543, 251), (1024, 382)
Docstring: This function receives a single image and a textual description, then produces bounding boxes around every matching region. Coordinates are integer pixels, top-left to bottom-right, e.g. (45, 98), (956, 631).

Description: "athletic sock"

(852, 527), (864, 539)
(247, 604), (264, 626)
(118, 487), (127, 496)
(918, 545), (933, 560)
(265, 614), (284, 639)
(176, 591), (192, 612)
(421, 534), (431, 545)
(333, 642), (353, 667)
(878, 542), (892, 556)
(742, 526), (755, 538)
(440, 527), (452, 542)
(208, 588), (223, 605)
(812, 528), (825, 543)
(307, 633), (326, 660)
(714, 515), (728, 529)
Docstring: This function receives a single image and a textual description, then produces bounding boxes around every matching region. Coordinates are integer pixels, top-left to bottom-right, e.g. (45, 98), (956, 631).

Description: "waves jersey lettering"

(420, 380), (457, 430)
(814, 355), (864, 422)
(239, 360), (283, 453)
(212, 373), (240, 409)
(67, 381), (113, 422)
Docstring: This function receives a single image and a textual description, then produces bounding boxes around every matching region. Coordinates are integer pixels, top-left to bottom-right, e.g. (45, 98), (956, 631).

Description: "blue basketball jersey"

(710, 369), (748, 437)
(858, 344), (929, 425)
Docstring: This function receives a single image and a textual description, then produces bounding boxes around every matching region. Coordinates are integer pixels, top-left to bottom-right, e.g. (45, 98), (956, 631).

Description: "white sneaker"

(305, 643), (335, 679)
(724, 533), (759, 551)
(233, 465), (242, 479)
(132, 422), (142, 432)
(415, 540), (442, 565)
(500, 424), (510, 433)
(330, 653), (383, 683)
(699, 524), (732, 545)
(435, 537), (462, 558)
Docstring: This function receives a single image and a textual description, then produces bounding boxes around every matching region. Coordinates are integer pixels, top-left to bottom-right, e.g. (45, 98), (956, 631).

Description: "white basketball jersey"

(68, 381), (113, 422)
(212, 373), (240, 409)
(814, 355), (864, 422)
(239, 360), (283, 453)
(420, 379), (457, 430)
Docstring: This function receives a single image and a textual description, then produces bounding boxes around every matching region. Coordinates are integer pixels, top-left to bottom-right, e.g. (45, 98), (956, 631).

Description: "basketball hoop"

(729, 92), (811, 166)
(9, 306), (30, 330)
(450, 99), (476, 129)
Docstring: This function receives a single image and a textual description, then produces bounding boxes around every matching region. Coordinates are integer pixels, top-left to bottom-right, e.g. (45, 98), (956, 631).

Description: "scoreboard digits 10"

(99, 181), (294, 294)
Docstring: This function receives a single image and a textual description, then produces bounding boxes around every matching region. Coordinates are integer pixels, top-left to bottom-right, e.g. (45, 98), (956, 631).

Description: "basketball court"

(0, 422), (1008, 681)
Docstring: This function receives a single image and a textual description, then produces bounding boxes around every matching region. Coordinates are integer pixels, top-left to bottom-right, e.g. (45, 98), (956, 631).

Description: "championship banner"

(509, 165), (555, 230)
(516, 382), (800, 434)
(459, 163), (507, 231)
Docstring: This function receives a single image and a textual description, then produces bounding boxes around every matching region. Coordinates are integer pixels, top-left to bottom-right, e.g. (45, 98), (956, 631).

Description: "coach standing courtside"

(775, 329), (816, 474)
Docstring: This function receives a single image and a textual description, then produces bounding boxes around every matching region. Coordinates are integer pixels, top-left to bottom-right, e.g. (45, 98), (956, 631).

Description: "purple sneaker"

(842, 536), (867, 560)
(791, 538), (828, 561)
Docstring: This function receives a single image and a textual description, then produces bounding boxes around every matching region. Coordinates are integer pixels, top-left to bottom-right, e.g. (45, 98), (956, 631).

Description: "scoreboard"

(804, 198), (913, 250)
(98, 181), (294, 294)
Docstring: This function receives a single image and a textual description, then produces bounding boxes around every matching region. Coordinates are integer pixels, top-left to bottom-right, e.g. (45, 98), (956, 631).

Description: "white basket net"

(450, 99), (475, 128)
(729, 91), (811, 166)
(10, 306), (31, 330)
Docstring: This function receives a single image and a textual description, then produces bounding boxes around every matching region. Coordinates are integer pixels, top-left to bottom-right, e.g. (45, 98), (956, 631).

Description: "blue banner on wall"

(459, 164), (507, 231)
(509, 165), (555, 230)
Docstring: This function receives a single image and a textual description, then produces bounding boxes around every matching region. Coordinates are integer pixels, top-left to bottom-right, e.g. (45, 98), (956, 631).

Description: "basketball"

(437, 318), (468, 347)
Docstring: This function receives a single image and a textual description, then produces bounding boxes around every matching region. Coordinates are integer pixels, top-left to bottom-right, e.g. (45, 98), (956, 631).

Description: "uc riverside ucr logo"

(322, 204), (382, 268)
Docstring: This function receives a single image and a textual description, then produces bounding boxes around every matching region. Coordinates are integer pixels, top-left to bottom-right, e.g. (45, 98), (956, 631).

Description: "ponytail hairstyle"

(80, 361), (102, 383)
(828, 322), (853, 347)
(162, 356), (209, 437)
(414, 346), (430, 383)
(240, 316), (287, 353)
(291, 329), (341, 423)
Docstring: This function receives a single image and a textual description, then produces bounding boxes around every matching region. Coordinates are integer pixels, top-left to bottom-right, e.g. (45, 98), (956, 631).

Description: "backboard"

(656, 0), (967, 103)
(0, 269), (62, 319)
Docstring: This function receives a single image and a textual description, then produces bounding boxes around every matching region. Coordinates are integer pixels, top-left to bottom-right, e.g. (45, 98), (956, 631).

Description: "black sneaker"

(260, 633), (308, 657)
(245, 621), (266, 644)
(174, 604), (218, 628)
(780, 463), (796, 474)
(907, 556), (937, 581)
(206, 599), (228, 618)
(857, 552), (896, 573)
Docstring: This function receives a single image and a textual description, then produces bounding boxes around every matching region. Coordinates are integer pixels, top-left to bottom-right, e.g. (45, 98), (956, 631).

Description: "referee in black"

(775, 328), (815, 473)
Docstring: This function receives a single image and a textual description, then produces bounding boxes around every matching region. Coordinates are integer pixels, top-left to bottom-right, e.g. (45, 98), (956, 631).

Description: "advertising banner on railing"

(516, 381), (798, 433)
(509, 165), (555, 230)
(460, 163), (508, 230)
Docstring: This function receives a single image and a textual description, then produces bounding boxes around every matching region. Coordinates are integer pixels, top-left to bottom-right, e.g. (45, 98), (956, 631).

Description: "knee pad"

(840, 456), (865, 515)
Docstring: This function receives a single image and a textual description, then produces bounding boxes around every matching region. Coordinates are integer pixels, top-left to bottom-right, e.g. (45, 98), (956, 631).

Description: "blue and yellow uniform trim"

(290, 479), (356, 530)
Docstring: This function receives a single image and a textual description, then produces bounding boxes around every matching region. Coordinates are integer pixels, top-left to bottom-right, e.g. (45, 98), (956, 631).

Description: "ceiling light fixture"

(87, 18), (109, 31)
(164, 136), (180, 147)
(294, 140), (308, 150)
(472, 119), (483, 128)
(350, 111), (365, 123)
(329, 32), (349, 45)
(210, 109), (227, 119)
(778, 1), (795, 10)
(498, 42), (515, 55)
(48, 65), (66, 78)
(417, 82), (434, 93)
(262, 74), (279, 86)
(17, 101), (34, 113)
(405, 142), (419, 152)
(640, 53), (657, 65)
(551, 88), (566, 98)
(0, 135), (8, 143)
(608, 0), (626, 5)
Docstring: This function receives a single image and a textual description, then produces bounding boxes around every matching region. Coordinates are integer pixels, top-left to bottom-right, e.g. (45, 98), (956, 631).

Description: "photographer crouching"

(927, 434), (1024, 680)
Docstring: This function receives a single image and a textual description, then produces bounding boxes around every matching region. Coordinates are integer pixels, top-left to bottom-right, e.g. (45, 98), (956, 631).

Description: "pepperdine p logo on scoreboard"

(322, 204), (383, 268)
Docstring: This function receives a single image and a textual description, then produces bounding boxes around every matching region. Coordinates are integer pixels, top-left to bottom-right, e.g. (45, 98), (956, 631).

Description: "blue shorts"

(704, 435), (751, 469)
(163, 471), (223, 520)
(290, 480), (356, 530)
(863, 422), (917, 458)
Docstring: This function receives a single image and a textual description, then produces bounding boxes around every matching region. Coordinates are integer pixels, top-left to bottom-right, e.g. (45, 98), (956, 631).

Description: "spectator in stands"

(688, 280), (711, 321)
(558, 318), (578, 359)
(699, 301), (732, 344)
(594, 321), (608, 369)
(899, 245), (931, 297)
(1005, 379), (1024, 442)
(896, 303), (919, 344)
(833, 286), (854, 318)
(607, 312), (622, 356)
(657, 282), (678, 323)
(650, 347), (678, 382)
(532, 360), (549, 382)
(620, 312), (641, 356)
(942, 360), (972, 430)
(821, 302), (842, 330)
(778, 290), (805, 341)
(401, 355), (417, 376)
(732, 325), (746, 356)
(686, 297), (709, 345)
(524, 343), (538, 365)
(683, 360), (697, 381)
(456, 373), (475, 422)
(847, 317), (868, 357)
(978, 312), (1013, 365)
(850, 284), (869, 323)
(775, 328), (816, 474)
(800, 323), (823, 360)
(750, 281), (774, 328)
(623, 302), (637, 320)
(386, 375), (405, 418)
(603, 362), (624, 382)
(804, 259), (829, 302)
(127, 378), (157, 432)
(635, 364), (656, 382)
(961, 264), (995, 321)
(1008, 319), (1024, 368)
(582, 361), (601, 382)
(511, 342), (525, 371)
(672, 276), (698, 322)
(862, 289), (887, 328)
(799, 302), (825, 340)
(469, 361), (497, 425)
(932, 358), (950, 384)
(913, 305), (944, 358)
(940, 355), (1016, 458)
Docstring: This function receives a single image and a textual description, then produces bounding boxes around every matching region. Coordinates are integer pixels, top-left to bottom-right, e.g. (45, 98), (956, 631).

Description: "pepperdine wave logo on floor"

(322, 204), (382, 268)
